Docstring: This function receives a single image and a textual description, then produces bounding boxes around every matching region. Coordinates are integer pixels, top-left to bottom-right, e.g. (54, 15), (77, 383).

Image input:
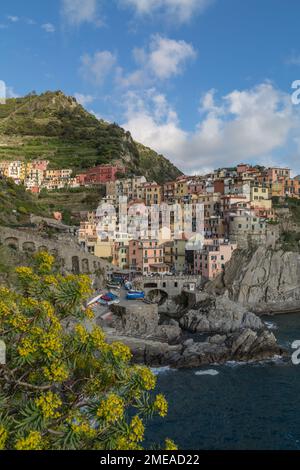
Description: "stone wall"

(0, 226), (112, 275)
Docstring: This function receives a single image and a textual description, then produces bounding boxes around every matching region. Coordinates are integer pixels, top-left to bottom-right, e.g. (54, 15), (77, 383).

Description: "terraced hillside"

(0, 91), (182, 183)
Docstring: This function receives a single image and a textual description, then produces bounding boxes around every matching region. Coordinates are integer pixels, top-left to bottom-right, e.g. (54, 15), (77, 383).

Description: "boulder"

(179, 294), (263, 334)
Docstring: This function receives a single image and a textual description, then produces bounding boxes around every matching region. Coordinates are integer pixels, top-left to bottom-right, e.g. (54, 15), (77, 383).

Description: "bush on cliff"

(0, 252), (176, 450)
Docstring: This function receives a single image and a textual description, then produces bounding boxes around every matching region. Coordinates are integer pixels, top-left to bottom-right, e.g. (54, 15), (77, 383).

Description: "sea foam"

(195, 369), (219, 376)
(151, 366), (176, 375)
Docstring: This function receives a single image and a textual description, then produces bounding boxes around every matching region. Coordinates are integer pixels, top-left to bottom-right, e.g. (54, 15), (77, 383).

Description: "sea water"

(147, 313), (300, 450)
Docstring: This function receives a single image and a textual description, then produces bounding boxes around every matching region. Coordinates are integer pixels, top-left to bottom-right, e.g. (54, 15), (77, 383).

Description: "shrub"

(0, 252), (175, 450)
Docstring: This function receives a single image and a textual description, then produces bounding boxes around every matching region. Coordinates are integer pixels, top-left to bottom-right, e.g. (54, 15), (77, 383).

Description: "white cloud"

(122, 83), (300, 174)
(122, 89), (187, 164)
(120, 0), (213, 23)
(7, 15), (19, 22)
(42, 23), (56, 33)
(61, 0), (101, 26)
(80, 51), (117, 85)
(142, 35), (196, 80)
(117, 35), (196, 87)
(74, 93), (94, 106)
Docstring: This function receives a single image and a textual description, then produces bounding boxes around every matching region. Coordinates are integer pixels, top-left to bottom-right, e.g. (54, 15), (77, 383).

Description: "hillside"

(0, 177), (49, 226)
(0, 91), (182, 183)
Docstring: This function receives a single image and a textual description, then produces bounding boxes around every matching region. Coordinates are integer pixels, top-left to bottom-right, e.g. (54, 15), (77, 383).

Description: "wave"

(225, 360), (247, 367)
(195, 369), (219, 376)
(264, 321), (278, 330)
(151, 366), (177, 375)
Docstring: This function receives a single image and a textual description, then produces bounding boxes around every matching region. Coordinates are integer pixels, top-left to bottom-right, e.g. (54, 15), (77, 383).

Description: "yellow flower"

(43, 275), (59, 286)
(0, 300), (11, 318)
(71, 420), (96, 438)
(34, 252), (55, 274)
(39, 331), (63, 359)
(84, 307), (94, 320)
(8, 312), (29, 332)
(116, 436), (142, 450)
(75, 324), (89, 344)
(154, 394), (168, 417)
(77, 275), (92, 296)
(136, 366), (157, 390)
(15, 266), (39, 283)
(129, 415), (144, 443)
(35, 391), (62, 420)
(165, 438), (178, 450)
(43, 362), (69, 383)
(0, 426), (8, 450)
(18, 337), (37, 357)
(111, 342), (132, 362)
(97, 394), (124, 424)
(90, 326), (106, 349)
(15, 431), (44, 450)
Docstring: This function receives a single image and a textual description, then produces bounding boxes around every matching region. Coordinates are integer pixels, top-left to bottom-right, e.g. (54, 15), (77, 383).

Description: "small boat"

(125, 281), (132, 290)
(86, 293), (103, 307)
(98, 292), (120, 306)
(106, 282), (121, 290)
(126, 290), (145, 300)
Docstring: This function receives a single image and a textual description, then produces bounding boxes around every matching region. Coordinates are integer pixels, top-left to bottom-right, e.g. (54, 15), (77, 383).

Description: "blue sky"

(1, 0), (300, 174)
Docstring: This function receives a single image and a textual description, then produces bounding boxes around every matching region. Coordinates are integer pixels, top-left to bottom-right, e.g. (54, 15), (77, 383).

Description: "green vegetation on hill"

(273, 197), (300, 252)
(0, 177), (49, 226)
(0, 177), (105, 227)
(0, 91), (182, 181)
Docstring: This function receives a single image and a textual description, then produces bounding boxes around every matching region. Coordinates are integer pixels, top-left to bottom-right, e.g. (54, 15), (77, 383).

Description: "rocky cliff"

(104, 293), (282, 368)
(207, 246), (300, 313)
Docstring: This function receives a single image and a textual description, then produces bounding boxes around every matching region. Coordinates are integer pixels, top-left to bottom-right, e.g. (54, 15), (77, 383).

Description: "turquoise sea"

(147, 313), (300, 450)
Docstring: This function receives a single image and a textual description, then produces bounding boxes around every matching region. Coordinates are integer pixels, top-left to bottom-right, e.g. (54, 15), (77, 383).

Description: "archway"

(4, 237), (19, 251)
(22, 241), (36, 253)
(147, 289), (168, 306)
(72, 256), (80, 274)
(82, 259), (90, 274)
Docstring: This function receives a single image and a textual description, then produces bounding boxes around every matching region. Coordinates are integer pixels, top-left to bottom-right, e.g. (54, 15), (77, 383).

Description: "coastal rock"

(208, 247), (300, 313)
(105, 326), (282, 368)
(111, 303), (181, 344)
(174, 329), (282, 368)
(179, 294), (263, 334)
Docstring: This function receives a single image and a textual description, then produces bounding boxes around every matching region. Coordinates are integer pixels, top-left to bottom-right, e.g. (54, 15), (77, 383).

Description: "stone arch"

(38, 245), (48, 252)
(81, 259), (90, 274)
(4, 237), (19, 250)
(72, 256), (80, 274)
(147, 289), (168, 306)
(22, 241), (36, 253)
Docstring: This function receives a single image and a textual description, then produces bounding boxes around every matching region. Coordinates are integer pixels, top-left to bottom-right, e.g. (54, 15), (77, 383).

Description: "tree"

(0, 252), (177, 450)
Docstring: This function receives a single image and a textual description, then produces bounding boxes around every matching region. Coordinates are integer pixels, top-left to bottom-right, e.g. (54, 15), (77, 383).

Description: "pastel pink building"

(193, 239), (237, 280)
(267, 167), (291, 182)
(128, 239), (166, 273)
(237, 163), (250, 174)
(31, 160), (49, 171)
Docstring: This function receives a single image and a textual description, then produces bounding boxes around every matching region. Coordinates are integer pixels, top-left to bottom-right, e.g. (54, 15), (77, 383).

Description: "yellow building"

(175, 180), (189, 200)
(94, 239), (114, 259)
(250, 185), (272, 212)
(138, 182), (162, 206)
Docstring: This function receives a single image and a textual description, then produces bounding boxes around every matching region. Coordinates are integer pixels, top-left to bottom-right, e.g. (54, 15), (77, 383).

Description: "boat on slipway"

(98, 292), (120, 306)
(126, 290), (145, 300)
